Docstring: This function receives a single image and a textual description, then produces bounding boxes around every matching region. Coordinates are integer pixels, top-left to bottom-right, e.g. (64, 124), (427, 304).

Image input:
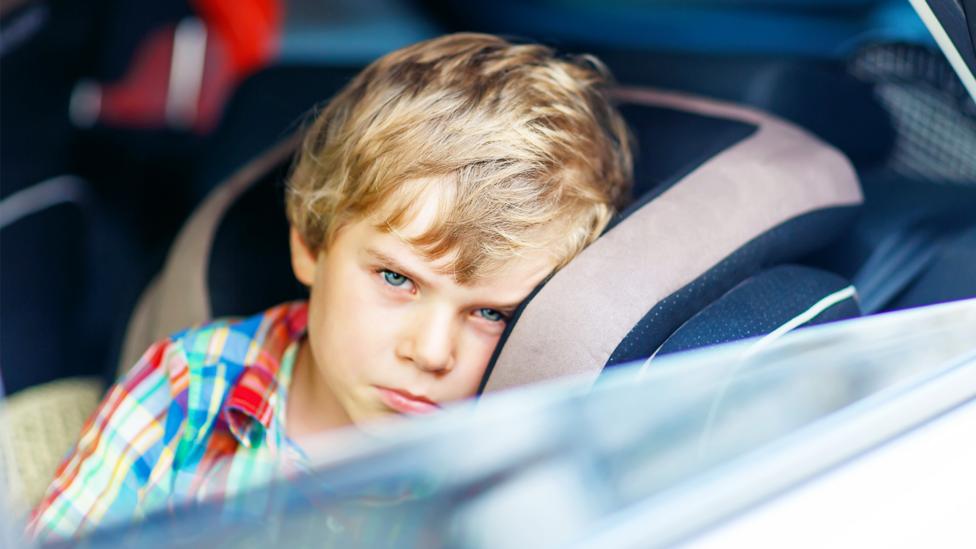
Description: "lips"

(375, 386), (441, 415)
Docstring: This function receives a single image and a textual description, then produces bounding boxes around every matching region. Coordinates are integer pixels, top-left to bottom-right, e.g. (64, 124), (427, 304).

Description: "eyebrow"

(365, 248), (435, 290)
(364, 247), (524, 312)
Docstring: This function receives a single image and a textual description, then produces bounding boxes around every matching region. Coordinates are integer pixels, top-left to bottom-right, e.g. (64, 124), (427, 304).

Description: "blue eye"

(382, 270), (409, 287)
(477, 308), (506, 322)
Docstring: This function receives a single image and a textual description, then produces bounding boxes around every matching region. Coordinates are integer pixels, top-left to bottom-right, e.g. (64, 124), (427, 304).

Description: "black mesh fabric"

(655, 265), (859, 358)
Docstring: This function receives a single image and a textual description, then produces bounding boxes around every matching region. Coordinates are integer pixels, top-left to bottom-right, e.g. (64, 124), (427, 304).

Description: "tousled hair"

(286, 33), (633, 283)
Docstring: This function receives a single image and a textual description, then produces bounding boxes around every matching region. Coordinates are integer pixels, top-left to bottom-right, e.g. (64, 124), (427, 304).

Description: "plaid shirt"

(29, 301), (311, 541)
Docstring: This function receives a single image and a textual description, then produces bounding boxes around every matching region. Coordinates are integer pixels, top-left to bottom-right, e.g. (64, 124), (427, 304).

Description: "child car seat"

(116, 69), (864, 389)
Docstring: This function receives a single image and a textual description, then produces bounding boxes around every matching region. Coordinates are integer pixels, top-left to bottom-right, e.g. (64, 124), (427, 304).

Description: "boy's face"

(290, 181), (556, 427)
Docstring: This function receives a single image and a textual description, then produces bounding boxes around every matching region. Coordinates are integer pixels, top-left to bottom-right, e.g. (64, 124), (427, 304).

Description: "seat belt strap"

(853, 220), (953, 314)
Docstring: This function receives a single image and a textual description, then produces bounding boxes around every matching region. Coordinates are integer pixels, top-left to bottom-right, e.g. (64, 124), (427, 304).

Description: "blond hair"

(286, 33), (632, 283)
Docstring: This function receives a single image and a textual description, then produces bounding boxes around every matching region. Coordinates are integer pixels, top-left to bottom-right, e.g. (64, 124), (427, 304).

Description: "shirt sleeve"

(27, 339), (186, 541)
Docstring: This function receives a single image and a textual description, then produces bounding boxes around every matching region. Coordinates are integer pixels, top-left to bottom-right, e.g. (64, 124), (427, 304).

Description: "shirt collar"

(223, 301), (308, 449)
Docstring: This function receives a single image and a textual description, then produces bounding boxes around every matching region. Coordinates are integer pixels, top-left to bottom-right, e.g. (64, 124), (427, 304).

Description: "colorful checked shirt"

(29, 301), (312, 541)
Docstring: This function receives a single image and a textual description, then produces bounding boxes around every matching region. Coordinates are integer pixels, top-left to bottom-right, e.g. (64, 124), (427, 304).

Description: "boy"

(29, 33), (633, 540)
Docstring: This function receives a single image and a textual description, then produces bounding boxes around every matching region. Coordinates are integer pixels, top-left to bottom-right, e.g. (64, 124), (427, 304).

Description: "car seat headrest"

(480, 87), (862, 393)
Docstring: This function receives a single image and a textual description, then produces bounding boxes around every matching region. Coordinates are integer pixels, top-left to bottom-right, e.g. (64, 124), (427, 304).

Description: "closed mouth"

(375, 386), (441, 414)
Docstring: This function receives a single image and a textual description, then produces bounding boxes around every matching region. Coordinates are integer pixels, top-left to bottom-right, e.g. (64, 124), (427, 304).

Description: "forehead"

(359, 177), (557, 291)
(382, 176), (453, 243)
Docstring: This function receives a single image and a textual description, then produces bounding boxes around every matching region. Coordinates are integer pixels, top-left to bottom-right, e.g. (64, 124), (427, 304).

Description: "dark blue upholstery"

(888, 225), (976, 311)
(0, 177), (144, 395)
(0, 199), (88, 393)
(656, 265), (860, 357)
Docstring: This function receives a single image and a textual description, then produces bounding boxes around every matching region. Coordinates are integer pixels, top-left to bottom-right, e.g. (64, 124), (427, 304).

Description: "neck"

(286, 338), (353, 440)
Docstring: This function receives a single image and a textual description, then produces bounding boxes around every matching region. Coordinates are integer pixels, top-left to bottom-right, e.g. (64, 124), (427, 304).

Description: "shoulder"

(112, 302), (307, 416)
(106, 312), (256, 425)
(171, 301), (307, 376)
(158, 301), (307, 422)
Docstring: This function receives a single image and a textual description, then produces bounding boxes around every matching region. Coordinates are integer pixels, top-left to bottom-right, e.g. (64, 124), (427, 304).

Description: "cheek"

(452, 331), (502, 397)
(317, 265), (405, 359)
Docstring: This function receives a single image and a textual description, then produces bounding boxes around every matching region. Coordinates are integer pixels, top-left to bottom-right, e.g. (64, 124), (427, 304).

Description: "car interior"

(1, 0), (974, 524)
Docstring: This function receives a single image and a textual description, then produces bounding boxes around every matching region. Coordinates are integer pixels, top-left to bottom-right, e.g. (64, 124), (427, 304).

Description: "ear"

(290, 227), (317, 287)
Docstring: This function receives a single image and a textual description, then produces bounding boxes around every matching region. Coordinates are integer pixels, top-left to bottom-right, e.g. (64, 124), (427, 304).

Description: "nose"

(397, 304), (457, 373)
